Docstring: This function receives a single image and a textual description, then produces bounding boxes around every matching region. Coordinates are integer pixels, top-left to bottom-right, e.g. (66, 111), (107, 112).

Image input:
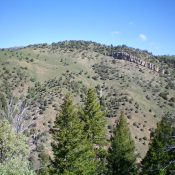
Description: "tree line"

(48, 89), (175, 175)
(0, 89), (175, 174)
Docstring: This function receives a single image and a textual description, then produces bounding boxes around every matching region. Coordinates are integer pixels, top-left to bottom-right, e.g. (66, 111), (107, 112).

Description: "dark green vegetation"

(50, 91), (106, 175)
(0, 40), (175, 174)
(50, 94), (98, 175)
(141, 117), (175, 175)
(81, 89), (107, 173)
(107, 112), (137, 175)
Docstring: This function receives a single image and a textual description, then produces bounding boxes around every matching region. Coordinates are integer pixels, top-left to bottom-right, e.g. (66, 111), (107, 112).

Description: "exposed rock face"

(113, 52), (164, 74)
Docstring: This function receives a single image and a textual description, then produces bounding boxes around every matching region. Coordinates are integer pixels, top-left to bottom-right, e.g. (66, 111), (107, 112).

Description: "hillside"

(0, 40), (175, 169)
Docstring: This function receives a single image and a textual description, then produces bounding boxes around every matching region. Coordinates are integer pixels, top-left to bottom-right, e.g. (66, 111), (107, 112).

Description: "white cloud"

(139, 34), (147, 41)
(112, 31), (121, 35)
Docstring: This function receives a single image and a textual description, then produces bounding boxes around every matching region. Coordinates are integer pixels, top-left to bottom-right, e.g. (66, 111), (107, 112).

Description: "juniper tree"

(50, 94), (98, 175)
(107, 112), (137, 175)
(141, 117), (175, 175)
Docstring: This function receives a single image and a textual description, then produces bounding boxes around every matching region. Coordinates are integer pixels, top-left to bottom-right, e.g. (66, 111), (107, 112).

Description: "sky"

(0, 0), (174, 55)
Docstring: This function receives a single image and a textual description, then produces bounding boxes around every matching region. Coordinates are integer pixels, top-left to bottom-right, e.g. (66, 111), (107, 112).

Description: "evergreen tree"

(141, 117), (175, 175)
(0, 120), (35, 175)
(82, 88), (107, 173)
(107, 112), (137, 175)
(82, 88), (106, 146)
(50, 95), (98, 175)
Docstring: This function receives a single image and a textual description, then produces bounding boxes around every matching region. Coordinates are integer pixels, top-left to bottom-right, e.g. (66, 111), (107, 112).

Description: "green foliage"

(156, 55), (175, 69)
(0, 120), (35, 175)
(82, 88), (106, 146)
(50, 95), (98, 175)
(0, 157), (35, 175)
(141, 117), (175, 175)
(159, 92), (169, 100)
(1, 40), (175, 174)
(38, 150), (50, 175)
(107, 112), (137, 175)
(82, 88), (107, 173)
(0, 93), (7, 119)
(159, 169), (166, 175)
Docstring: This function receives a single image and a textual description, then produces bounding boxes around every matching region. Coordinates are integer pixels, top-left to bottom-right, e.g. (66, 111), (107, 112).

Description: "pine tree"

(82, 88), (106, 146)
(50, 94), (98, 175)
(141, 117), (175, 175)
(82, 88), (107, 173)
(107, 112), (137, 175)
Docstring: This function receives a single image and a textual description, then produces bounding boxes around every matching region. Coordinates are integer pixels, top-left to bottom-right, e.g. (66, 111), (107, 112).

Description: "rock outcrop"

(113, 52), (164, 74)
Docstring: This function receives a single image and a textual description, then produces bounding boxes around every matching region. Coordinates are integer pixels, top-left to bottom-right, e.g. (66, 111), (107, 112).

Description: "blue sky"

(0, 0), (174, 55)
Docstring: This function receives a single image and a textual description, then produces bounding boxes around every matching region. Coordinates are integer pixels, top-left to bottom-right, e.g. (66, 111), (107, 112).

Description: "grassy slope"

(0, 44), (175, 160)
